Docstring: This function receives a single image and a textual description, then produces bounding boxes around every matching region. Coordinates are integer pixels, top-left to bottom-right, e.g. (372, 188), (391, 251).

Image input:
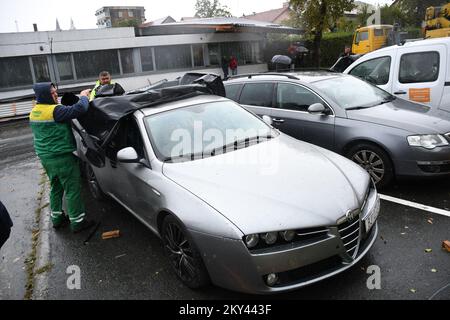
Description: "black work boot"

(53, 214), (70, 229)
(71, 219), (95, 234)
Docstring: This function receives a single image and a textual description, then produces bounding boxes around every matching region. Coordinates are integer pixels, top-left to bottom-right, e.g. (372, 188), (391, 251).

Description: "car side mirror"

(117, 147), (139, 163)
(262, 115), (273, 126)
(308, 103), (327, 115)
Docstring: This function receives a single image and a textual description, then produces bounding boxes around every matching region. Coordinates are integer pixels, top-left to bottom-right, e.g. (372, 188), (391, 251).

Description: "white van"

(343, 37), (450, 114)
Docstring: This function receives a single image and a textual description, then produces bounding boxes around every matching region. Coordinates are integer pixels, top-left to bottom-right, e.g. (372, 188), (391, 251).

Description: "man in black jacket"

(0, 201), (13, 249)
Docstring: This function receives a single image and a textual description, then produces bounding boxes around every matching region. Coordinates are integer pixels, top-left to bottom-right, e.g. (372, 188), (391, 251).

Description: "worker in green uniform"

(89, 71), (112, 101)
(30, 83), (95, 233)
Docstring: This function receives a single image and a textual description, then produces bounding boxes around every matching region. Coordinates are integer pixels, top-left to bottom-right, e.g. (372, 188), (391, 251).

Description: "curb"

(32, 178), (51, 300)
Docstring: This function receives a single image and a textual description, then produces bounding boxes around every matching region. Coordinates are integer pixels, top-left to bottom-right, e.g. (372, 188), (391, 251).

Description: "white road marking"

(379, 194), (450, 218)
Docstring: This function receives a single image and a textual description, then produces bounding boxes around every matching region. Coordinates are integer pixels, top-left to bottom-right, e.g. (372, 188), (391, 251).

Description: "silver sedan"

(77, 95), (380, 294)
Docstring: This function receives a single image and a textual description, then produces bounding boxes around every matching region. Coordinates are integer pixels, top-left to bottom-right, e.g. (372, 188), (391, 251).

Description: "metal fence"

(0, 100), (35, 119)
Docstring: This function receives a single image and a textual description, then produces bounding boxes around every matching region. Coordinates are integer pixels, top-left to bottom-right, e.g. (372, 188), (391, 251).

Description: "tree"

(380, 5), (409, 27)
(396, 0), (443, 27)
(194, 0), (232, 18)
(356, 3), (373, 27)
(289, 0), (355, 67)
(113, 19), (140, 28)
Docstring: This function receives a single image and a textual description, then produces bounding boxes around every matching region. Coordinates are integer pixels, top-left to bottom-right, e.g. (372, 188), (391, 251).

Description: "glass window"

(349, 56), (391, 85)
(120, 49), (134, 74)
(399, 51), (440, 84)
(55, 54), (74, 81)
(140, 47), (154, 72)
(225, 84), (241, 101)
(355, 31), (369, 43)
(208, 43), (220, 66)
(118, 11), (123, 18)
(276, 83), (324, 112)
(154, 45), (191, 70)
(0, 56), (33, 88)
(221, 42), (254, 65)
(128, 11), (134, 17)
(73, 50), (120, 80)
(374, 28), (384, 37)
(32, 56), (51, 82)
(192, 44), (204, 67)
(314, 76), (393, 110)
(239, 83), (274, 107)
(145, 101), (274, 161)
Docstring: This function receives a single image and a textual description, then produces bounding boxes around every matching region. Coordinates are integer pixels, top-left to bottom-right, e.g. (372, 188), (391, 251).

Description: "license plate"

(365, 196), (380, 232)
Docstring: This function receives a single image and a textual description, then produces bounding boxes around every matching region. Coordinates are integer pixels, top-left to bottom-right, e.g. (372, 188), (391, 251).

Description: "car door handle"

(272, 118), (285, 124)
(394, 90), (407, 95)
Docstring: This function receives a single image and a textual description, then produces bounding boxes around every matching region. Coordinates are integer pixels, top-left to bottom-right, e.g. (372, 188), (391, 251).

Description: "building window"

(128, 10), (134, 17)
(221, 42), (254, 65)
(154, 45), (191, 70)
(140, 47), (154, 72)
(73, 50), (120, 80)
(118, 11), (123, 18)
(192, 44), (204, 67)
(207, 43), (220, 66)
(32, 56), (51, 82)
(120, 49), (134, 74)
(55, 54), (74, 81)
(0, 56), (33, 88)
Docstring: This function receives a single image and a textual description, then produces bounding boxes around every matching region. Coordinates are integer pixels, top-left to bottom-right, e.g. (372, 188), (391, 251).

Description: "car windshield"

(144, 100), (275, 162)
(313, 76), (394, 110)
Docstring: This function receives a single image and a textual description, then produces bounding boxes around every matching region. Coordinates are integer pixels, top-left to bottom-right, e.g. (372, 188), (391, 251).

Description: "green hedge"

(265, 32), (354, 69)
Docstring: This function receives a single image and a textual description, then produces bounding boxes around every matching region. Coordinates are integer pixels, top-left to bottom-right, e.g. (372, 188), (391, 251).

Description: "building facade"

(0, 18), (301, 118)
(95, 6), (146, 28)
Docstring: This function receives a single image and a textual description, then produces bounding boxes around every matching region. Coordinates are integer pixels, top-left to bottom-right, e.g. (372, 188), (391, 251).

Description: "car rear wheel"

(162, 215), (210, 289)
(84, 163), (107, 201)
(347, 143), (394, 188)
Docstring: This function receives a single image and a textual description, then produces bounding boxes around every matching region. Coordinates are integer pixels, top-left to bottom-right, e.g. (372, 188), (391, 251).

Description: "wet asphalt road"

(0, 119), (449, 300)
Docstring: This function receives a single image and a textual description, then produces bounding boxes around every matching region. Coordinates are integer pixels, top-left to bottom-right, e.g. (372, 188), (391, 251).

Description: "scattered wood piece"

(102, 230), (120, 240)
(442, 240), (450, 252)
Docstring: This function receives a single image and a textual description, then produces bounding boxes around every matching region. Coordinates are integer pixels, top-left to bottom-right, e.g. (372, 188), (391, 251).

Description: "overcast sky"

(0, 0), (394, 33)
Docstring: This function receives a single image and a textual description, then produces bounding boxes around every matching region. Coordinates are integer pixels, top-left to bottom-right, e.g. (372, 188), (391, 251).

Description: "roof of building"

(242, 4), (289, 23)
(138, 17), (303, 35)
(140, 16), (176, 28)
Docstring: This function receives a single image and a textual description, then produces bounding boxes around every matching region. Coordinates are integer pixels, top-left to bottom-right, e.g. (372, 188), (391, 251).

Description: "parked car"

(74, 79), (379, 294)
(343, 37), (450, 115)
(224, 72), (450, 187)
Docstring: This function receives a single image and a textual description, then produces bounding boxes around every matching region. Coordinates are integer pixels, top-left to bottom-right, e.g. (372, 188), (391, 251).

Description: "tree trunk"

(313, 0), (328, 68)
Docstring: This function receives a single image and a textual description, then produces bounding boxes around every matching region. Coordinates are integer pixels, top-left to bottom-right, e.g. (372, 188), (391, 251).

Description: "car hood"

(162, 135), (370, 235)
(346, 98), (450, 134)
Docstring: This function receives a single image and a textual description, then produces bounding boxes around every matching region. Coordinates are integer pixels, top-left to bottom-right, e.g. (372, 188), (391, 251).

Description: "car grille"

(338, 210), (361, 258)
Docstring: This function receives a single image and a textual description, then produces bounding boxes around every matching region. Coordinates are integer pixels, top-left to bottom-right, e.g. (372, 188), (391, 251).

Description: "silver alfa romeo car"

(75, 88), (380, 294)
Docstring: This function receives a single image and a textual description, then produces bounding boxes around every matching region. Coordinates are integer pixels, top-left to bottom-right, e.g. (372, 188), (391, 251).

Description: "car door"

(392, 45), (446, 110)
(270, 82), (335, 150)
(237, 82), (275, 118)
(347, 55), (394, 93)
(108, 117), (160, 225)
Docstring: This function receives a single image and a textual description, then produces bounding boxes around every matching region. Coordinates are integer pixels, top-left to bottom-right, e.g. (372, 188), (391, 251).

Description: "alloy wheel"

(352, 149), (385, 184)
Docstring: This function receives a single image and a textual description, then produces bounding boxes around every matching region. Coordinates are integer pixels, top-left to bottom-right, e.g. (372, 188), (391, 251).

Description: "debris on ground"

(425, 248), (432, 253)
(442, 240), (450, 252)
(427, 218), (433, 224)
(431, 268), (437, 273)
(102, 230), (120, 240)
(115, 254), (126, 259)
(410, 289), (416, 293)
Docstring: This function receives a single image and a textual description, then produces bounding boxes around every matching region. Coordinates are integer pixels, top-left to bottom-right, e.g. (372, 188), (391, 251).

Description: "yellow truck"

(424, 4), (450, 38)
(352, 25), (394, 55)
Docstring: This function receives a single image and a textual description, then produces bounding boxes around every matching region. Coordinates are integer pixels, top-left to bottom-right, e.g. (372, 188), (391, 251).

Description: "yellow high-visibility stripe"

(29, 104), (58, 122)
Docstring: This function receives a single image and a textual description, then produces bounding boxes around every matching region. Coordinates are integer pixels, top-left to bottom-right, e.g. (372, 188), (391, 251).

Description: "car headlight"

(407, 134), (449, 149)
(279, 230), (296, 242)
(245, 234), (259, 248)
(261, 232), (278, 245)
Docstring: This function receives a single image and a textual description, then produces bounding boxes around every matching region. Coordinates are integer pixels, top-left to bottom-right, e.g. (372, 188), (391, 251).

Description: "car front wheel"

(162, 215), (210, 289)
(347, 143), (394, 188)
